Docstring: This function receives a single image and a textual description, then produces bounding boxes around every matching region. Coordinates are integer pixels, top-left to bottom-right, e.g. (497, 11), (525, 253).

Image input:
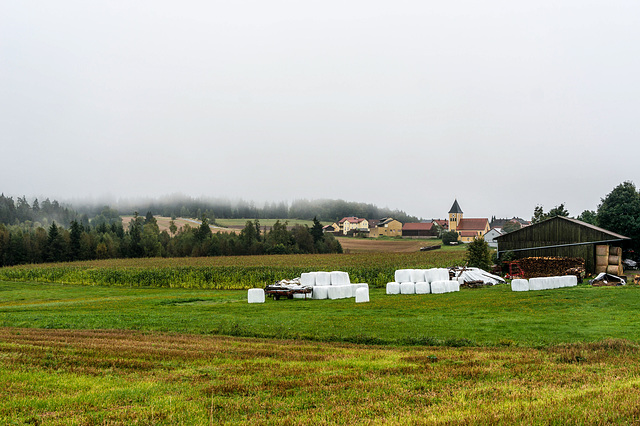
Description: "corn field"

(0, 251), (466, 289)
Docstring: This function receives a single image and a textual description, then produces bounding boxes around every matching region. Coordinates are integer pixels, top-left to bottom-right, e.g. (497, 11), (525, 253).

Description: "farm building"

(495, 216), (630, 274)
(402, 222), (437, 237)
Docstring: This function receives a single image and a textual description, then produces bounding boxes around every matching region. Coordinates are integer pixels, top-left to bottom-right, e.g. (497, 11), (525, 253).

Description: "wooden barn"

(495, 216), (630, 274)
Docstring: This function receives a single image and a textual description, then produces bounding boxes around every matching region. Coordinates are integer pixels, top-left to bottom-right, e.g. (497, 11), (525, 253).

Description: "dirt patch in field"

(337, 238), (440, 253)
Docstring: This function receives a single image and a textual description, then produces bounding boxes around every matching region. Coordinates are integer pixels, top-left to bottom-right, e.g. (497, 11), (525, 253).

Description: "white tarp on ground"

(455, 268), (505, 285)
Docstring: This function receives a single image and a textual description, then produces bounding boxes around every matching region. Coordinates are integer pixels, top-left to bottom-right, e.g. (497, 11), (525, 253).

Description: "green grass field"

(2, 249), (640, 424)
(214, 218), (325, 228)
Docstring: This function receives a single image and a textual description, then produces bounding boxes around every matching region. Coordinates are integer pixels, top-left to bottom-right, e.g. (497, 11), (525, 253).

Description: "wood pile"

(517, 257), (585, 279)
(460, 280), (491, 289)
(596, 245), (623, 276)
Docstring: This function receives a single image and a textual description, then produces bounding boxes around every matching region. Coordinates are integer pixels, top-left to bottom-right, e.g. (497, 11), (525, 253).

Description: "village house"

(369, 217), (402, 237)
(338, 216), (369, 235)
(402, 222), (437, 237)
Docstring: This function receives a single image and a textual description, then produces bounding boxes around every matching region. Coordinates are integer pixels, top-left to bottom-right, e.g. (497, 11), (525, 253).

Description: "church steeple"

(448, 199), (463, 232)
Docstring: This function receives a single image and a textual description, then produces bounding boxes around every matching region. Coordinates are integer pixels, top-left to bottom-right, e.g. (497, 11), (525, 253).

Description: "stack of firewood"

(517, 257), (585, 279)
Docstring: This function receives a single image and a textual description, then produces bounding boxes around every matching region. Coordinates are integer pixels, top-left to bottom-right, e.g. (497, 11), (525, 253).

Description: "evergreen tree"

(69, 220), (83, 260)
(465, 237), (492, 270)
(310, 216), (324, 243)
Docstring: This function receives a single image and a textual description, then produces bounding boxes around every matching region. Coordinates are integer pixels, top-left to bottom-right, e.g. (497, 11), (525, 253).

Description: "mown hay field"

(2, 328), (640, 425)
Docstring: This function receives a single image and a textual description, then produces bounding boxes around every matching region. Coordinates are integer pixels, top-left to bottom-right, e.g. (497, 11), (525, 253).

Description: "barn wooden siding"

(496, 216), (629, 274)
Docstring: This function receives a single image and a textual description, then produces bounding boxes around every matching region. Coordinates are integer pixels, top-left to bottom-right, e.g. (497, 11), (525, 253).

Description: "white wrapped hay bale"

(316, 272), (331, 286)
(327, 286), (341, 300)
(400, 282), (415, 294)
(565, 275), (578, 287)
(330, 271), (350, 285)
(312, 286), (329, 300)
(551, 276), (563, 289)
(386, 282), (400, 295)
(395, 269), (412, 284)
(430, 280), (448, 294)
(410, 269), (426, 283)
(247, 288), (265, 304)
(446, 280), (460, 292)
(511, 279), (529, 292)
(528, 277), (545, 291)
(300, 272), (317, 287)
(293, 293), (311, 299)
(355, 287), (369, 303)
(415, 282), (430, 294)
(426, 268), (449, 283)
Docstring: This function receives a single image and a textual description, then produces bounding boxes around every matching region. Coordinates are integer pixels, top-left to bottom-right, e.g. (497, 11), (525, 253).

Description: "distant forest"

(0, 194), (420, 266)
(77, 196), (421, 224)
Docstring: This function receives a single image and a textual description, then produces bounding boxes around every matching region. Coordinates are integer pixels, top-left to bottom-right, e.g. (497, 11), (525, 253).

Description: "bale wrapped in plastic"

(351, 284), (368, 296)
(330, 271), (350, 285)
(426, 268), (449, 283)
(528, 277), (546, 291)
(327, 285), (342, 300)
(430, 280), (448, 294)
(312, 286), (329, 300)
(551, 276), (563, 289)
(316, 272), (331, 286)
(415, 282), (430, 294)
(293, 293), (311, 299)
(355, 287), (369, 303)
(400, 282), (415, 294)
(565, 275), (578, 287)
(395, 269), (412, 283)
(410, 269), (425, 283)
(511, 279), (529, 292)
(300, 272), (317, 287)
(386, 282), (400, 295)
(247, 288), (265, 304)
(446, 280), (460, 292)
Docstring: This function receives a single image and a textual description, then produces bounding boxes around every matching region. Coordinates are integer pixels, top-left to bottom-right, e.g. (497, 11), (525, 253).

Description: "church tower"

(448, 199), (463, 232)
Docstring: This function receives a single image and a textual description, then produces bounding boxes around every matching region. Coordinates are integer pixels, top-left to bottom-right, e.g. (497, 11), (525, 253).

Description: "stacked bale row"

(596, 245), (623, 276)
(301, 271), (369, 300)
(511, 275), (578, 292)
(386, 268), (459, 295)
(517, 257), (585, 279)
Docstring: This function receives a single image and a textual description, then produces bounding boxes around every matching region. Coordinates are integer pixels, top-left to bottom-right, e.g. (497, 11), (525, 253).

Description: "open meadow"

(2, 251), (640, 424)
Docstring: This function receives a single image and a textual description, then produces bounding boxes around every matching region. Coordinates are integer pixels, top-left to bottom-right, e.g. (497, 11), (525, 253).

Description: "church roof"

(457, 218), (489, 231)
(448, 199), (463, 214)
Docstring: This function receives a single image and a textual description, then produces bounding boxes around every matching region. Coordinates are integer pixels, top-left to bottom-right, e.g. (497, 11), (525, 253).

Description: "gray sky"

(2, 1), (639, 220)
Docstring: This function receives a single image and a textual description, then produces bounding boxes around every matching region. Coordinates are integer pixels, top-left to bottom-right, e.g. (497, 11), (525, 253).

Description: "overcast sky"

(2, 1), (639, 220)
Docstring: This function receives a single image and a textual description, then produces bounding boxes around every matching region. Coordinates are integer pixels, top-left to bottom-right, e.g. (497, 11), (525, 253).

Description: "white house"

(484, 228), (504, 248)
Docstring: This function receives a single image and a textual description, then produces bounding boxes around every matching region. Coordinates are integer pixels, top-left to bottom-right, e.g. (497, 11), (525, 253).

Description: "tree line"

(0, 213), (342, 267)
(75, 196), (420, 224)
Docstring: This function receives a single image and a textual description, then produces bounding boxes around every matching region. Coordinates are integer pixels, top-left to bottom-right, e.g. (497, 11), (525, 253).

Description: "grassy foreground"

(2, 281), (640, 346)
(2, 328), (640, 425)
